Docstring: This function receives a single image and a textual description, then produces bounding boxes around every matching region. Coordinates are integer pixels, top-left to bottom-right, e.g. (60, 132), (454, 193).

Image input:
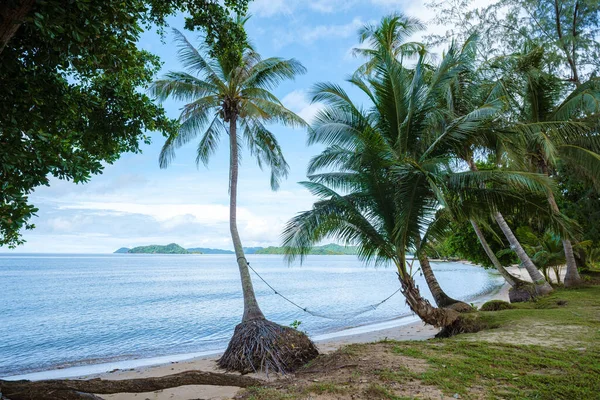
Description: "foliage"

(426, 220), (517, 268)
(428, 0), (600, 84)
(256, 244), (358, 255)
(0, 0), (250, 248)
(289, 320), (302, 330)
(150, 28), (306, 190)
(557, 164), (600, 245)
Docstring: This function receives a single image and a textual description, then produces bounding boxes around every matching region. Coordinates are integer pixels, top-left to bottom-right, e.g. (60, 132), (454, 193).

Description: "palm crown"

(150, 29), (307, 189)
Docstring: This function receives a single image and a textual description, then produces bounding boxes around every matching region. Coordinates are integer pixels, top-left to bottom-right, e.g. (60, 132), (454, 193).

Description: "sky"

(11, 0), (492, 253)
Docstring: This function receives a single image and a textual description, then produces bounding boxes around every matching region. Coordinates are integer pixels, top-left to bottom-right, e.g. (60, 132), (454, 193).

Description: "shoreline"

(2, 279), (509, 383)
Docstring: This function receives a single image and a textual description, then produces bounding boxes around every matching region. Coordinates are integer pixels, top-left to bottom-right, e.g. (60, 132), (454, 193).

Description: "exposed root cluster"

(218, 319), (319, 374)
(509, 283), (536, 303)
(435, 315), (487, 338)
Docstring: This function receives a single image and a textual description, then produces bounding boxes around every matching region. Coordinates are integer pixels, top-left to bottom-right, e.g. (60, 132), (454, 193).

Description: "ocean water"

(0, 254), (503, 378)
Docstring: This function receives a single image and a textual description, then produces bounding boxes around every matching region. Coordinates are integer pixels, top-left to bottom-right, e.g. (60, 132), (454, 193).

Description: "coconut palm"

(438, 40), (550, 295)
(150, 29), (318, 373)
(282, 38), (553, 329)
(352, 16), (473, 312)
(353, 12), (426, 74)
(506, 47), (600, 287)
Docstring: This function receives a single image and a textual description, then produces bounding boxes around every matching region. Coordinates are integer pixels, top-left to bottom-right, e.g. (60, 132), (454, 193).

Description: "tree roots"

(508, 283), (536, 303)
(435, 315), (487, 338)
(218, 319), (319, 374)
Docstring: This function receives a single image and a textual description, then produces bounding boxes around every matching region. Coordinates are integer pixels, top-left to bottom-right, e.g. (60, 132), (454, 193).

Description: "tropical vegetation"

(0, 0), (250, 248)
(2, 0), (600, 388)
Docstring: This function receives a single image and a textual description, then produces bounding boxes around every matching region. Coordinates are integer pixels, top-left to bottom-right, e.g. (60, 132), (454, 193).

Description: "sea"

(0, 254), (504, 379)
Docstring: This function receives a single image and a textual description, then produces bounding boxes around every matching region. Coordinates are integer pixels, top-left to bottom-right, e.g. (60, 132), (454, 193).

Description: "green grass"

(241, 285), (600, 400)
(389, 285), (600, 399)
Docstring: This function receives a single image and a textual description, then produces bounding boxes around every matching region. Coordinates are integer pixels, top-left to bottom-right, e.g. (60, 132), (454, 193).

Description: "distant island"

(114, 243), (358, 255)
(114, 244), (265, 254)
(118, 243), (192, 254)
(255, 243), (358, 255)
(187, 247), (234, 254)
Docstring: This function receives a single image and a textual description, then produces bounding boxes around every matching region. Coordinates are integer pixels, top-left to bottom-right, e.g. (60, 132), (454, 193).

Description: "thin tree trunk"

(415, 238), (469, 310)
(0, 0), (35, 55)
(546, 190), (582, 287)
(229, 117), (265, 322)
(465, 158), (550, 293)
(554, 266), (561, 284)
(493, 212), (553, 295)
(470, 219), (521, 287)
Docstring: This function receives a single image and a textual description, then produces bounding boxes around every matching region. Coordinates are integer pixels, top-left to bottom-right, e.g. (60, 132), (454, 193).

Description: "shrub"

(480, 300), (515, 311)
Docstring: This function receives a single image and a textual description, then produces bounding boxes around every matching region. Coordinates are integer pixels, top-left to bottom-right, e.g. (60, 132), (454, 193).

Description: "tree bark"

(398, 273), (459, 328)
(465, 158), (548, 293)
(545, 190), (582, 287)
(415, 244), (470, 311)
(0, 0), (35, 56)
(229, 117), (265, 322)
(493, 212), (553, 295)
(0, 371), (261, 400)
(470, 219), (525, 287)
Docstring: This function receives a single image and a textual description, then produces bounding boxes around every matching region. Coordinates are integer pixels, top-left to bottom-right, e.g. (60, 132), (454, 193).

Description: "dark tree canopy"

(0, 0), (250, 247)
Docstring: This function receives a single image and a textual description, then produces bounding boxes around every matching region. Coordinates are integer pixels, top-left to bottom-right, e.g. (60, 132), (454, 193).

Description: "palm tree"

(353, 12), (426, 74)
(352, 16), (472, 312)
(283, 37), (552, 329)
(438, 42), (551, 295)
(150, 29), (318, 373)
(507, 47), (600, 287)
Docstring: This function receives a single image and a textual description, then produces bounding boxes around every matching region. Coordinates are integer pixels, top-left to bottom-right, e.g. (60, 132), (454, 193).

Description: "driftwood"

(0, 370), (262, 400)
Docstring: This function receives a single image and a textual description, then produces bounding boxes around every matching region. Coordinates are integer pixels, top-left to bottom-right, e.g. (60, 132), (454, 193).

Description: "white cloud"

(251, 0), (356, 17)
(267, 16), (368, 49)
(282, 90), (323, 124)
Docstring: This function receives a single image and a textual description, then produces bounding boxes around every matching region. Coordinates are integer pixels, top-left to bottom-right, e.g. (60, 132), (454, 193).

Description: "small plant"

(290, 320), (302, 330)
(480, 300), (515, 311)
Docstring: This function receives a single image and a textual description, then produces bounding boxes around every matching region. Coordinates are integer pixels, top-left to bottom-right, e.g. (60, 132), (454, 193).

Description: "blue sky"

(13, 0), (490, 253)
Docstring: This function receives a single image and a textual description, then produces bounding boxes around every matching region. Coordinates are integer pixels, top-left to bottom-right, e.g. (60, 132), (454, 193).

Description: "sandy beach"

(85, 282), (511, 400)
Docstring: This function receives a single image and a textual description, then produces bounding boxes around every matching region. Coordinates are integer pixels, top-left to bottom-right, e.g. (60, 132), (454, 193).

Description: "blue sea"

(0, 254), (503, 379)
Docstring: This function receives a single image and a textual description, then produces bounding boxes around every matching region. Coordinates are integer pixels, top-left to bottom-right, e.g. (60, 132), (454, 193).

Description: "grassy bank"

(241, 284), (600, 400)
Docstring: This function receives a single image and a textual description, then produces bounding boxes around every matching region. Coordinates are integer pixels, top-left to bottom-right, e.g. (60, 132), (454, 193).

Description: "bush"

(480, 300), (515, 312)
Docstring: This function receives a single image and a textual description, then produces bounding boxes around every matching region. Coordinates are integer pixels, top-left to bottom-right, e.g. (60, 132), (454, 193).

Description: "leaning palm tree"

(352, 16), (471, 312)
(438, 38), (548, 296)
(150, 29), (318, 373)
(283, 39), (553, 331)
(506, 47), (600, 287)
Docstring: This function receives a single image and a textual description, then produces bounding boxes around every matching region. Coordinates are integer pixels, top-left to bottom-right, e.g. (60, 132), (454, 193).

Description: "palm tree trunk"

(415, 238), (469, 310)
(466, 158), (551, 293)
(395, 255), (459, 327)
(470, 220), (523, 287)
(493, 212), (553, 295)
(229, 117), (265, 322)
(546, 190), (582, 287)
(397, 272), (459, 328)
